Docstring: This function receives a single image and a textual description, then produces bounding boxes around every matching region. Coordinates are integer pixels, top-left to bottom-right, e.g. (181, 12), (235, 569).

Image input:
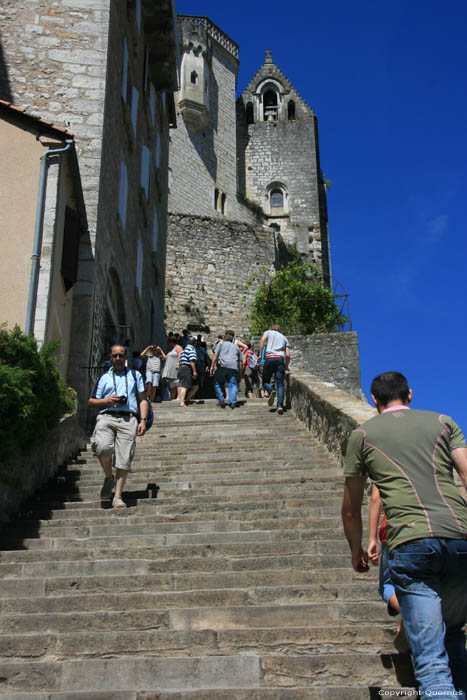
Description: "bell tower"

(237, 51), (331, 284)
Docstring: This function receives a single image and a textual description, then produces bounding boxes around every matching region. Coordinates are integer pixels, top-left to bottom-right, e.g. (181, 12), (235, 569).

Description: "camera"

(118, 395), (127, 405)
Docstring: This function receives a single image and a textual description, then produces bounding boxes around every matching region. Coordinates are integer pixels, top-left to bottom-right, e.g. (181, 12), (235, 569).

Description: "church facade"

(165, 15), (331, 342)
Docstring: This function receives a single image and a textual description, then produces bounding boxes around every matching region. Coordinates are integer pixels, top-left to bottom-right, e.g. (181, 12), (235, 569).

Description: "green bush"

(248, 253), (347, 336)
(0, 324), (74, 464)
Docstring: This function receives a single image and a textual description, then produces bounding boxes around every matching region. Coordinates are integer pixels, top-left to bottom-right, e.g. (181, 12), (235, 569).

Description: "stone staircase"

(0, 399), (415, 698)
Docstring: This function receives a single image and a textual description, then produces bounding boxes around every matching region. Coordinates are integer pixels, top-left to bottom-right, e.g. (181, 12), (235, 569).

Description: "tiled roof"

(0, 99), (74, 138)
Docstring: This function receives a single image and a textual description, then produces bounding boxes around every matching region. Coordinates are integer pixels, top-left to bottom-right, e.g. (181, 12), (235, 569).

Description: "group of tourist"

(88, 323), (290, 504)
(87, 328), (467, 699)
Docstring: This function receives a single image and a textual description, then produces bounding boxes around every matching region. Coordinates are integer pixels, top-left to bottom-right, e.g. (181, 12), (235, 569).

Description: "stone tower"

(237, 50), (331, 283)
(166, 18), (332, 341)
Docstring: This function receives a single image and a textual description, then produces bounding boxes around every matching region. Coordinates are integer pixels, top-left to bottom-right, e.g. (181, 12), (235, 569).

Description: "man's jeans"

(262, 358), (285, 407)
(388, 537), (467, 699)
(214, 367), (238, 405)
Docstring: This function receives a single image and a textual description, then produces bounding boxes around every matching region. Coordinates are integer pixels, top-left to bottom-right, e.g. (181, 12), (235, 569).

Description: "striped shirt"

(179, 344), (197, 365)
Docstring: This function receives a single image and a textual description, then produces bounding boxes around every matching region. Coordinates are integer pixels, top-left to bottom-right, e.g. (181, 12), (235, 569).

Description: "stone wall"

(287, 368), (376, 459)
(286, 332), (363, 399)
(0, 412), (88, 523)
(165, 213), (282, 344)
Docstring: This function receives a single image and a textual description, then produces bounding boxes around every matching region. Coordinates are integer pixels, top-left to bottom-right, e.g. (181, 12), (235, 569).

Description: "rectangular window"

(143, 46), (149, 94)
(61, 206), (81, 292)
(149, 83), (156, 126)
(131, 86), (139, 135)
(141, 145), (151, 202)
(155, 131), (161, 169)
(152, 207), (158, 251)
(135, 0), (142, 32)
(118, 160), (127, 229)
(122, 38), (128, 103)
(136, 236), (143, 295)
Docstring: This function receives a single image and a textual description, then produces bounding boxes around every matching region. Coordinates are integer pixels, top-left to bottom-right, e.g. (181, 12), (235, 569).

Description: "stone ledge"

(287, 367), (376, 459)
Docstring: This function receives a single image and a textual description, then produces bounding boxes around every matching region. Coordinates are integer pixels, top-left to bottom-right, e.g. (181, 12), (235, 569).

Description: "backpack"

(131, 370), (154, 430)
(248, 352), (258, 369)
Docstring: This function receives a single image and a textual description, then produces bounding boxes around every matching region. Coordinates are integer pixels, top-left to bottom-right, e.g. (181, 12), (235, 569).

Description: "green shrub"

(248, 254), (347, 336)
(0, 324), (74, 464)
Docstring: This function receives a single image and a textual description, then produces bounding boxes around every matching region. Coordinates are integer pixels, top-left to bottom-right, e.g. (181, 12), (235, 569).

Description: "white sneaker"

(112, 497), (126, 509)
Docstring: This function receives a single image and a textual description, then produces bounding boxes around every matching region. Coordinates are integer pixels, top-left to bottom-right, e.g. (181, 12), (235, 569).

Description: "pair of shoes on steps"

(267, 390), (276, 406)
(112, 497), (126, 509)
(100, 476), (114, 501)
(217, 400), (226, 408)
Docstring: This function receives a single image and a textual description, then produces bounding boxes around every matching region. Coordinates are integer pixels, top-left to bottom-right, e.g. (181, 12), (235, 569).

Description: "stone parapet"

(287, 367), (376, 459)
(0, 412), (88, 522)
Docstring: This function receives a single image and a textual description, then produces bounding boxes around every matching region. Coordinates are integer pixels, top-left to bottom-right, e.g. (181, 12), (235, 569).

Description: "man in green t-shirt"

(342, 371), (467, 699)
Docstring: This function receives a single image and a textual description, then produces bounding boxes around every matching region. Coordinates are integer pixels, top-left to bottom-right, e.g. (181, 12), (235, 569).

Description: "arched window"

(246, 102), (254, 125)
(269, 223), (280, 233)
(270, 189), (284, 209)
(191, 71), (198, 84)
(288, 100), (296, 120)
(263, 89), (278, 121)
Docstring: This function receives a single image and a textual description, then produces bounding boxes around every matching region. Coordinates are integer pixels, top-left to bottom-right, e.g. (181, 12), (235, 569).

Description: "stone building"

(166, 16), (331, 343)
(0, 0), (179, 410)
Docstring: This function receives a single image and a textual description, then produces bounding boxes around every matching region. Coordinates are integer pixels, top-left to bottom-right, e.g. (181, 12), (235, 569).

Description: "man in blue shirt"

(89, 345), (148, 508)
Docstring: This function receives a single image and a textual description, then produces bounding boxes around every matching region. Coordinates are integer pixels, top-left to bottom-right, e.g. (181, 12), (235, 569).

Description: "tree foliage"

(248, 250), (347, 336)
(0, 324), (74, 464)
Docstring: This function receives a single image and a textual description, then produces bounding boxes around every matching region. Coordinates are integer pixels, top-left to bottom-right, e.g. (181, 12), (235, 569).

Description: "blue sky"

(176, 0), (467, 430)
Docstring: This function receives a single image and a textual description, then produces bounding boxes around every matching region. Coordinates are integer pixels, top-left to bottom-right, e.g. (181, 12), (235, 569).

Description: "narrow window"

(288, 100), (296, 120)
(221, 193), (226, 215)
(131, 86), (139, 135)
(191, 71), (198, 85)
(149, 83), (156, 126)
(155, 130), (161, 169)
(141, 145), (151, 202)
(214, 188), (219, 210)
(118, 160), (128, 229)
(270, 189), (283, 209)
(136, 236), (143, 295)
(168, 167), (172, 193)
(152, 208), (159, 251)
(61, 206), (81, 292)
(143, 46), (149, 94)
(135, 0), (141, 33)
(122, 39), (128, 102)
(246, 102), (254, 125)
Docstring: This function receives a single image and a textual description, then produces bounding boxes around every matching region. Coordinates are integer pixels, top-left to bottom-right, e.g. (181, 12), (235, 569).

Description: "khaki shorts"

(91, 413), (138, 471)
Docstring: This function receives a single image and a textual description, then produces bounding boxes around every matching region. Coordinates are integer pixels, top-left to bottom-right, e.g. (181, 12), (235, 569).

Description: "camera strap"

(111, 368), (129, 399)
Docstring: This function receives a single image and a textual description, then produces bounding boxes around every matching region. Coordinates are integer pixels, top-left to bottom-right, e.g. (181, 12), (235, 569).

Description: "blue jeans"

(214, 367), (238, 405)
(262, 358), (285, 407)
(388, 537), (467, 699)
(379, 541), (397, 614)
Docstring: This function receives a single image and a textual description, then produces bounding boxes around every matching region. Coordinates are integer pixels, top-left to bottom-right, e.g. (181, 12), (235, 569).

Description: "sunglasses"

(111, 353), (126, 358)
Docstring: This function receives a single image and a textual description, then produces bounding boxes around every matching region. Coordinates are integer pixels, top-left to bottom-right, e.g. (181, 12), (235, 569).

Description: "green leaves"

(249, 260), (347, 336)
(0, 324), (74, 465)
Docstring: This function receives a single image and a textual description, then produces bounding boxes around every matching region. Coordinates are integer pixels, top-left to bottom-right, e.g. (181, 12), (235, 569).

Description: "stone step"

(4, 515), (345, 538)
(0, 688), (420, 700)
(0, 601), (395, 635)
(0, 531), (353, 553)
(0, 623), (402, 660)
(0, 567), (371, 596)
(0, 581), (381, 615)
(0, 653), (416, 693)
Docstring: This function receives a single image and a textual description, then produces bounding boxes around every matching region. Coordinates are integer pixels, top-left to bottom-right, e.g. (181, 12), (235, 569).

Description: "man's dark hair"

(370, 372), (410, 406)
(224, 333), (234, 342)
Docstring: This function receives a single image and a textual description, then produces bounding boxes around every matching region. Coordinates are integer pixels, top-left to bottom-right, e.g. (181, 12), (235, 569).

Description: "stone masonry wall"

(168, 20), (257, 225)
(165, 213), (279, 344)
(286, 332), (363, 399)
(0, 0), (110, 250)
